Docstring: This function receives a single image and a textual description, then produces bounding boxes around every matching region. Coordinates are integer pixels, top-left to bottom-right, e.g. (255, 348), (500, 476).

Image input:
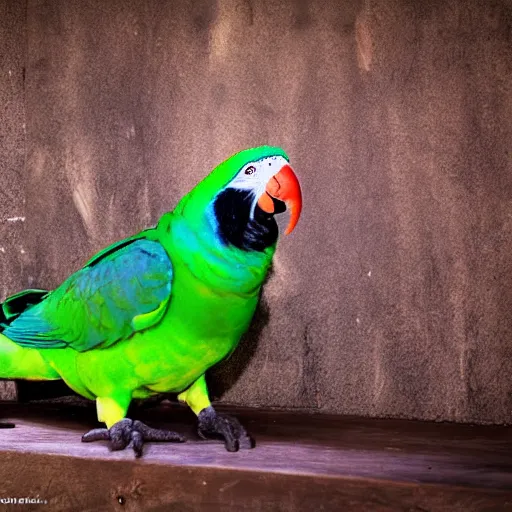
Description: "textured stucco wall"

(1, 0), (512, 424)
(0, 1), (26, 401)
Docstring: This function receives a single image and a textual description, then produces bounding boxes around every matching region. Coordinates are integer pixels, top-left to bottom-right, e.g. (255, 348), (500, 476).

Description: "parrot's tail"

(0, 289), (59, 380)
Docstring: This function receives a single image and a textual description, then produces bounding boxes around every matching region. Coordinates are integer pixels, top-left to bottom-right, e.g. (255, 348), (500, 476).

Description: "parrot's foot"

(81, 418), (185, 457)
(0, 423), (15, 428)
(197, 406), (254, 452)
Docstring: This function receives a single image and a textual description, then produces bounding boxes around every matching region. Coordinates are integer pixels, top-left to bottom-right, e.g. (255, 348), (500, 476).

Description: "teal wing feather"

(0, 289), (49, 327)
(3, 238), (173, 352)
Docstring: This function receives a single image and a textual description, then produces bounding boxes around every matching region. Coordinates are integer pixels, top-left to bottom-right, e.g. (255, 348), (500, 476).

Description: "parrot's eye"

(244, 166), (256, 175)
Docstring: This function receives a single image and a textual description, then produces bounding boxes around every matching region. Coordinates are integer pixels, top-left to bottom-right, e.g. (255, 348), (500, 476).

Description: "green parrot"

(0, 146), (302, 456)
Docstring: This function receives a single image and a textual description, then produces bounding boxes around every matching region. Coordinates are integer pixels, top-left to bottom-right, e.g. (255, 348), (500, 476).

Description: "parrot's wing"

(3, 238), (173, 352)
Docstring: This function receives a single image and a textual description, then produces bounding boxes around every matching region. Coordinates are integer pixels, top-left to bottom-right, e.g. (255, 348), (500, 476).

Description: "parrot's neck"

(158, 211), (275, 296)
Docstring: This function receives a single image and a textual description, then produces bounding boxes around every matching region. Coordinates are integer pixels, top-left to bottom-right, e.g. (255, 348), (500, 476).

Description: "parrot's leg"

(81, 395), (185, 457)
(178, 374), (254, 452)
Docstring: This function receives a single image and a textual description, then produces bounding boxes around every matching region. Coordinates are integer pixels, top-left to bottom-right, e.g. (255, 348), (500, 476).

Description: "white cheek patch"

(228, 156), (289, 220)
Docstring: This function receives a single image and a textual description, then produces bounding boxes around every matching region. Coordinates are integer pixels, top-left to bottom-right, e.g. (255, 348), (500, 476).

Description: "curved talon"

(130, 430), (144, 457)
(197, 406), (254, 452)
(0, 423), (15, 429)
(82, 428), (110, 442)
(82, 418), (185, 457)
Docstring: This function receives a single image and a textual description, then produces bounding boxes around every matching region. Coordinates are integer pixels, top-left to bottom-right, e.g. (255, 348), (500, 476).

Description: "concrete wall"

(0, 1), (26, 401)
(1, 0), (512, 424)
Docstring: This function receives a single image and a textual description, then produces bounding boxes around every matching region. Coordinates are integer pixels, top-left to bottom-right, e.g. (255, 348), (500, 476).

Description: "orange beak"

(257, 164), (302, 235)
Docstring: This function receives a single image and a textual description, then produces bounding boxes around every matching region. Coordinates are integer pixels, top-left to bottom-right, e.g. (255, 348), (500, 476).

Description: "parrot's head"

(176, 146), (302, 252)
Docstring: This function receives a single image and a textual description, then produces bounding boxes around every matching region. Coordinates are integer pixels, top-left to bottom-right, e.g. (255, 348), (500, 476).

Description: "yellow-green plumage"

(0, 146), (291, 431)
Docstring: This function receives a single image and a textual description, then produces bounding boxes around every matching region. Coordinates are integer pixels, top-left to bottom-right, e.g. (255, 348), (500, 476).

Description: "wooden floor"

(1, 400), (511, 511)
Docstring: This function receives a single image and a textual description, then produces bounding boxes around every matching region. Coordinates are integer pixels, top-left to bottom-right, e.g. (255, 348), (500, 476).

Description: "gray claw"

(82, 418), (185, 457)
(197, 406), (255, 452)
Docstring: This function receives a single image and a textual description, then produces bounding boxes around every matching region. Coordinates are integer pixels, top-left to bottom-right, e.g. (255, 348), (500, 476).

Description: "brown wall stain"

(1, 0), (511, 424)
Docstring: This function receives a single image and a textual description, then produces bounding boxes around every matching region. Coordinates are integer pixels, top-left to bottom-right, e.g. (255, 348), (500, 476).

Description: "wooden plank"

(1, 451), (512, 512)
(0, 402), (511, 510)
